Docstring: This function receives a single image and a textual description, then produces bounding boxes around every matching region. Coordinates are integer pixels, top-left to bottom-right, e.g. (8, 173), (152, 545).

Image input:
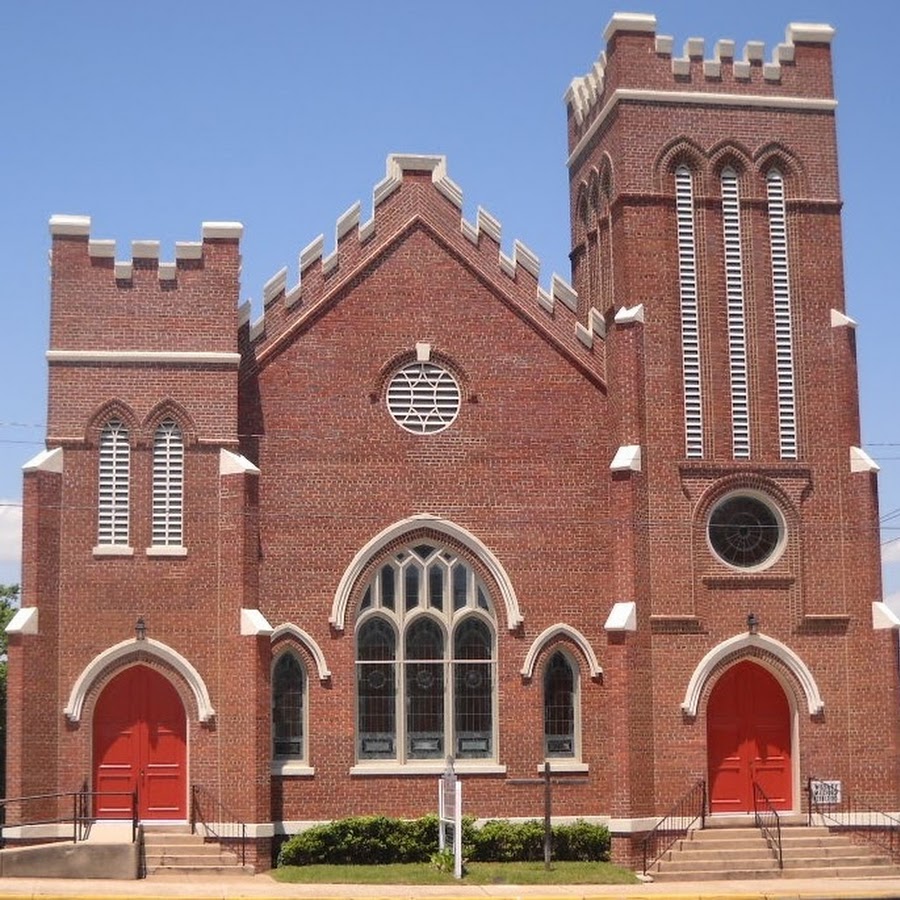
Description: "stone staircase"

(141, 827), (255, 876)
(650, 823), (900, 882)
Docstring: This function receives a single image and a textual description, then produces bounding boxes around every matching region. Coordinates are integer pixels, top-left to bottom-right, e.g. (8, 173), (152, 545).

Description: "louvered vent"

(721, 168), (750, 459)
(152, 419), (184, 545)
(387, 363), (461, 434)
(675, 166), (703, 458)
(98, 419), (129, 545)
(766, 170), (798, 459)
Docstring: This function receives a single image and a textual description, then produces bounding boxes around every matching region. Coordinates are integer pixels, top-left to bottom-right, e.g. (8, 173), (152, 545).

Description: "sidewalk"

(0, 873), (900, 900)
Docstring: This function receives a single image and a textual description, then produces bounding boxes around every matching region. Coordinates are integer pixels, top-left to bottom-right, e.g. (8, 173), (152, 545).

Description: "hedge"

(277, 815), (610, 866)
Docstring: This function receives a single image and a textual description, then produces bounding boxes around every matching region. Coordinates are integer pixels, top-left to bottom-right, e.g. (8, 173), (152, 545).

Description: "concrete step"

(142, 832), (206, 845)
(143, 841), (226, 855)
(145, 864), (255, 877)
(146, 853), (241, 867)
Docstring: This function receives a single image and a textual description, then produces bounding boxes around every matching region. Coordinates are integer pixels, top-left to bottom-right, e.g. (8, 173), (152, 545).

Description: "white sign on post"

(437, 757), (462, 879)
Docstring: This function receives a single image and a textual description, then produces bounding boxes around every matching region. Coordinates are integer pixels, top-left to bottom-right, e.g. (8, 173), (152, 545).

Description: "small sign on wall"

(810, 779), (842, 805)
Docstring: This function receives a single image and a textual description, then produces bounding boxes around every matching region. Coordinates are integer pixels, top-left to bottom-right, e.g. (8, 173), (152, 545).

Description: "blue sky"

(1, 2), (899, 601)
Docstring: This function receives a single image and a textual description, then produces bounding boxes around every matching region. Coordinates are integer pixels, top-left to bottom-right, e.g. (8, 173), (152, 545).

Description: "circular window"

(707, 492), (785, 570)
(386, 362), (461, 434)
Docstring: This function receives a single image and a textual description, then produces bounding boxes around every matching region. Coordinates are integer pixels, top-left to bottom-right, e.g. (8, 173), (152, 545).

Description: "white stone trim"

(831, 308), (858, 329)
(195, 822), (275, 838)
(64, 637), (215, 723)
(271, 623), (331, 681)
(201, 221), (243, 240)
(241, 608), (274, 636)
(46, 350), (241, 366)
(175, 241), (203, 260)
(114, 261), (133, 280)
(520, 624), (602, 679)
(603, 12), (656, 42)
(873, 602), (900, 630)
(145, 545), (188, 557)
(93, 545), (135, 557)
(537, 761), (589, 774)
(787, 23), (835, 45)
(263, 267), (288, 307)
(568, 89), (837, 168)
(615, 303), (644, 325)
(610, 445), (641, 473)
(330, 514), (522, 631)
(49, 214), (90, 236)
(271, 762), (315, 777)
(415, 342), (431, 362)
(219, 449), (260, 476)
(850, 446), (880, 473)
(158, 262), (176, 281)
(88, 239), (116, 258)
(681, 632), (824, 717)
(6, 607), (38, 635)
(350, 762), (506, 777)
(132, 240), (159, 259)
(604, 601), (636, 632)
(23, 447), (63, 473)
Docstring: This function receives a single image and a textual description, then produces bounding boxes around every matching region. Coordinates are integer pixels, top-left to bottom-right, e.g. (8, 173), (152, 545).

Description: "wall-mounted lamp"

(135, 616), (147, 641)
(747, 612), (759, 636)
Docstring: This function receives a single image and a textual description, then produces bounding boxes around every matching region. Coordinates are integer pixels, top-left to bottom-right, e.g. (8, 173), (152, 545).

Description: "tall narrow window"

(272, 652), (305, 759)
(357, 618), (397, 759)
(675, 165), (703, 458)
(98, 419), (130, 546)
(766, 169), (798, 459)
(355, 543), (496, 764)
(721, 168), (750, 459)
(544, 652), (576, 758)
(152, 419), (184, 546)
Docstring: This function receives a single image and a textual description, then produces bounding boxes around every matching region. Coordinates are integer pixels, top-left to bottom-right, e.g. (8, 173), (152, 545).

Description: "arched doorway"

(707, 660), (792, 814)
(93, 665), (187, 820)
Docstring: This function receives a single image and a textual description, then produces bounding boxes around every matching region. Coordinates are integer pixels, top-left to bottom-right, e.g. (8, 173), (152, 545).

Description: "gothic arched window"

(356, 543), (495, 763)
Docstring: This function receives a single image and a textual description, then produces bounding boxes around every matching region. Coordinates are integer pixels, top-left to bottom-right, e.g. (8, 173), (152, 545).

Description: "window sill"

(93, 545), (134, 557)
(537, 761), (589, 774)
(350, 762), (507, 777)
(146, 546), (188, 557)
(271, 762), (315, 777)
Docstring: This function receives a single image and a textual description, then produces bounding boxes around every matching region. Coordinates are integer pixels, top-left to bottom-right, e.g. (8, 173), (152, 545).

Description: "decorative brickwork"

(9, 11), (899, 873)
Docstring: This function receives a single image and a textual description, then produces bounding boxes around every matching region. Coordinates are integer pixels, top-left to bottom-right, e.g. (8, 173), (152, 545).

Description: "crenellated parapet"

(566, 13), (836, 166)
(244, 154), (604, 383)
(47, 215), (242, 357)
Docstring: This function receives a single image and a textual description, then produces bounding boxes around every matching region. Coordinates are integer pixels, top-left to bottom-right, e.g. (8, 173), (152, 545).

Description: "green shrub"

(277, 814), (609, 867)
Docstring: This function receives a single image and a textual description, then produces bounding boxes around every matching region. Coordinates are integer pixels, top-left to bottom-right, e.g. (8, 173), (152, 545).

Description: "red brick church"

(8, 12), (900, 868)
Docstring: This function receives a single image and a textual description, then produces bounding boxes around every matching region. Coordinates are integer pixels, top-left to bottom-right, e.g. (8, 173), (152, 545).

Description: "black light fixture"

(135, 616), (147, 641)
(747, 612), (759, 635)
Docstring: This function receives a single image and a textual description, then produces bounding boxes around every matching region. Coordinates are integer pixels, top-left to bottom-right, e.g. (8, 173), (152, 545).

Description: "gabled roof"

(240, 155), (606, 387)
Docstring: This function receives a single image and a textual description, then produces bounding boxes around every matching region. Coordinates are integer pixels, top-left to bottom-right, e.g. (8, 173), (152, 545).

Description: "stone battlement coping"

(567, 13), (836, 127)
(48, 216), (243, 283)
(248, 154), (594, 362)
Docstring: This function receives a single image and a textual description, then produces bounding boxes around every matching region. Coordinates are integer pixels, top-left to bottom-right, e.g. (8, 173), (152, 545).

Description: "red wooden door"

(707, 661), (791, 813)
(93, 665), (187, 820)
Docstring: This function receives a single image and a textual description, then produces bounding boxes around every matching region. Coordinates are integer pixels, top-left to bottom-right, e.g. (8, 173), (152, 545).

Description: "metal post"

(543, 761), (552, 870)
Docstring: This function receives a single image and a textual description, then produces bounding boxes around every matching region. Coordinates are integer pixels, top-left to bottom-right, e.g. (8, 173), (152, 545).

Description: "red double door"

(93, 665), (187, 820)
(707, 661), (792, 813)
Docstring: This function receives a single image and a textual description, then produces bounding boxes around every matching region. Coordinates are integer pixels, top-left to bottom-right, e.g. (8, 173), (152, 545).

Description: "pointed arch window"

(356, 543), (496, 763)
(544, 651), (577, 758)
(152, 419), (184, 546)
(97, 418), (130, 546)
(273, 651), (306, 760)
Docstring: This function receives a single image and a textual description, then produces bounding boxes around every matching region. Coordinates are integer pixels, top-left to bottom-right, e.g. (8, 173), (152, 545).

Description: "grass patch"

(272, 860), (639, 885)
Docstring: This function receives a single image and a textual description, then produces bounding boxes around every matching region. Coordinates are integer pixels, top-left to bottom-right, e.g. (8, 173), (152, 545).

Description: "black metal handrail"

(807, 776), (900, 860)
(642, 779), (706, 874)
(752, 781), (783, 869)
(190, 784), (247, 866)
(0, 785), (138, 848)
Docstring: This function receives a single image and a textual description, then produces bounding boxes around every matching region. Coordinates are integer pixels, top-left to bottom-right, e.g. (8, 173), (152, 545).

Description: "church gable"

(240, 155), (606, 386)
